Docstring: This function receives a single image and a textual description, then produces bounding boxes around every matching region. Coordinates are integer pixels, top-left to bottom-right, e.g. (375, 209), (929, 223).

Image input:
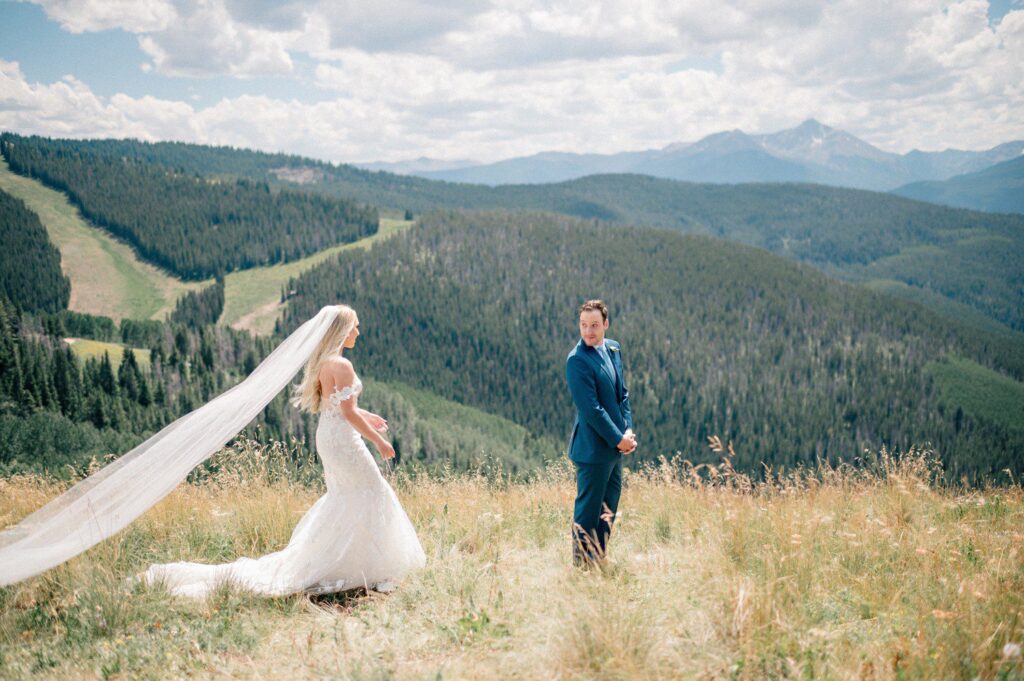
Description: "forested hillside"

(279, 211), (1024, 482)
(0, 300), (549, 475)
(11, 135), (1019, 331)
(0, 134), (379, 280)
(0, 188), (70, 313)
(320, 175), (1024, 332)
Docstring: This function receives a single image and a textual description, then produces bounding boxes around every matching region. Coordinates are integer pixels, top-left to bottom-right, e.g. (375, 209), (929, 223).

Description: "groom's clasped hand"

(617, 428), (637, 454)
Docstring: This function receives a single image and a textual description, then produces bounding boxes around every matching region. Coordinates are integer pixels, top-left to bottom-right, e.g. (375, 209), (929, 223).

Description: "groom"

(565, 299), (635, 567)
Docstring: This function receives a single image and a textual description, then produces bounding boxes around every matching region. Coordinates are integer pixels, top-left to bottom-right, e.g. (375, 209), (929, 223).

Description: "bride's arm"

(342, 397), (395, 459)
(324, 360), (395, 459)
(357, 408), (388, 431)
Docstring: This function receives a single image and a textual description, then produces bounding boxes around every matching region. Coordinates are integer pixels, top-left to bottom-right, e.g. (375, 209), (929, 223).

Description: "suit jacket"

(565, 338), (633, 464)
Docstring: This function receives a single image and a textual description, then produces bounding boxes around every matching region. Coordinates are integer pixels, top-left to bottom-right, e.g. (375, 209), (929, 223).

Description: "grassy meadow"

(1, 444), (1021, 679)
(222, 218), (413, 334)
(64, 338), (152, 371)
(0, 159), (205, 321)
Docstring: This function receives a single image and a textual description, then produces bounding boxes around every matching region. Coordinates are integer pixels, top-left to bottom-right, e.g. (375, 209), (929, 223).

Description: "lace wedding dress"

(142, 374), (426, 598)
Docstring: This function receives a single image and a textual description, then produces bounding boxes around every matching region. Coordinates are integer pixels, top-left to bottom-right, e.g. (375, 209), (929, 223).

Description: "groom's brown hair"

(579, 299), (608, 321)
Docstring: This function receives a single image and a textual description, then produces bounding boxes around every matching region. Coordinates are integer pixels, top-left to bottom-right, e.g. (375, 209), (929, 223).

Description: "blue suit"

(565, 338), (633, 564)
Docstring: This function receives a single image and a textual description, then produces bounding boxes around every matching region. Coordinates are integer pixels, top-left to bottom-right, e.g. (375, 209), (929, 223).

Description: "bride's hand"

(364, 412), (388, 432)
(376, 440), (396, 460)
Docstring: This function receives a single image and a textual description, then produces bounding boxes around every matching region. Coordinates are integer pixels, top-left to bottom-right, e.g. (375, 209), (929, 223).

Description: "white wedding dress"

(143, 375), (426, 599)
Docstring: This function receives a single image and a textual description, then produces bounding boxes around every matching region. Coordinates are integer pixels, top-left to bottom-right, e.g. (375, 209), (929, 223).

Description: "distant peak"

(796, 118), (829, 131)
(705, 129), (751, 140)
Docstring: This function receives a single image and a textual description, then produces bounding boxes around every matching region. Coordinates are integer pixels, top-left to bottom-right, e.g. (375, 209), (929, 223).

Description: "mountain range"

(362, 120), (1024, 192)
(6, 133), (1022, 335)
(892, 154), (1024, 214)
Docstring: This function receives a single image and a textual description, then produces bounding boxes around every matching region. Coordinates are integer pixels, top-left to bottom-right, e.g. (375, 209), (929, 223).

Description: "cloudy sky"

(1, 0), (1022, 164)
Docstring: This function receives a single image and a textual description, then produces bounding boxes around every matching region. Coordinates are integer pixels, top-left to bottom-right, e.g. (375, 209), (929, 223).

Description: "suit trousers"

(572, 458), (622, 565)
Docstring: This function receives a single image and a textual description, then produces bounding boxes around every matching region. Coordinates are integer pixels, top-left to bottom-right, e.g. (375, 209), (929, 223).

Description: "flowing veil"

(0, 305), (342, 587)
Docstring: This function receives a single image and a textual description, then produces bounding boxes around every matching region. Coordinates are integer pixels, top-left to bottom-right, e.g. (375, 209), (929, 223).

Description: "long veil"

(0, 305), (341, 587)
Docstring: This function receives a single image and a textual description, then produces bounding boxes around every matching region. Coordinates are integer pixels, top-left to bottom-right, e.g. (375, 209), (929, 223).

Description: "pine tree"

(52, 346), (82, 418)
(98, 352), (117, 395)
(0, 298), (26, 414)
(118, 348), (142, 401)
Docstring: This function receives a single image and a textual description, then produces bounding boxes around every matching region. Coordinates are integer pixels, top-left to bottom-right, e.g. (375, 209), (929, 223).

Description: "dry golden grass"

(1, 445), (1022, 679)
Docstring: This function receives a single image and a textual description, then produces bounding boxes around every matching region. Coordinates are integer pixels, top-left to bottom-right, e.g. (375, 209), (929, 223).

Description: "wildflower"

(1003, 642), (1022, 660)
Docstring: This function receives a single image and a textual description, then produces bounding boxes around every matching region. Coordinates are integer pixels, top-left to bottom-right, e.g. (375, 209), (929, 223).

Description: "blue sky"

(1, 2), (329, 106)
(1, 0), (1022, 164)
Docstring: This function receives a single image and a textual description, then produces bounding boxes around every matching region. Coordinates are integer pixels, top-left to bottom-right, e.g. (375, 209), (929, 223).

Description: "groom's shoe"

(572, 531), (607, 569)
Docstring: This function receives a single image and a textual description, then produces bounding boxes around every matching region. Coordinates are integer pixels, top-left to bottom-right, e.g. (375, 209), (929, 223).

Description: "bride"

(144, 305), (425, 597)
(0, 305), (426, 597)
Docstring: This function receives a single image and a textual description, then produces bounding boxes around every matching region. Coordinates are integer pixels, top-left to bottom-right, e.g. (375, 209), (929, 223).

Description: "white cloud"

(136, 3), (297, 78)
(0, 60), (129, 138)
(8, 1), (1024, 160)
(30, 0), (176, 33)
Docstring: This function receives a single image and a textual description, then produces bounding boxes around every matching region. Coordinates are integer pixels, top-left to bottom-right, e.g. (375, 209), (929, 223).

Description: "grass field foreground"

(222, 218), (413, 335)
(0, 446), (1021, 679)
(0, 159), (204, 321)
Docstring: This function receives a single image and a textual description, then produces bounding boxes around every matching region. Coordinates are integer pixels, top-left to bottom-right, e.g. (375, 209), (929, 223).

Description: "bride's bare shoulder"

(319, 356), (354, 381)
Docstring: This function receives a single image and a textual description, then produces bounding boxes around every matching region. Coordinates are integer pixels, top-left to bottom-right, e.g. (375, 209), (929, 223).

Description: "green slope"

(360, 379), (558, 474)
(0, 155), (409, 329)
(863, 280), (1021, 339)
(893, 155), (1024, 214)
(0, 158), (204, 321)
(222, 218), (413, 334)
(927, 355), (1024, 432)
(1, 134), (379, 281)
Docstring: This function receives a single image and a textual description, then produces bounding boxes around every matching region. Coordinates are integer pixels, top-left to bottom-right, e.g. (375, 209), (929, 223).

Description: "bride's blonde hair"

(291, 304), (358, 413)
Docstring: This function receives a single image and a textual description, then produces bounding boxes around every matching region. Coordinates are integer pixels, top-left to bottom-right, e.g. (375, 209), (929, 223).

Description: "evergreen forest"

(279, 211), (1024, 483)
(0, 298), (548, 476)
(0, 188), (70, 313)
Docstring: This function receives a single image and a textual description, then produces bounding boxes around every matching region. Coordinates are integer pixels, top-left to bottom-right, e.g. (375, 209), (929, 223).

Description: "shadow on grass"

(307, 587), (379, 613)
